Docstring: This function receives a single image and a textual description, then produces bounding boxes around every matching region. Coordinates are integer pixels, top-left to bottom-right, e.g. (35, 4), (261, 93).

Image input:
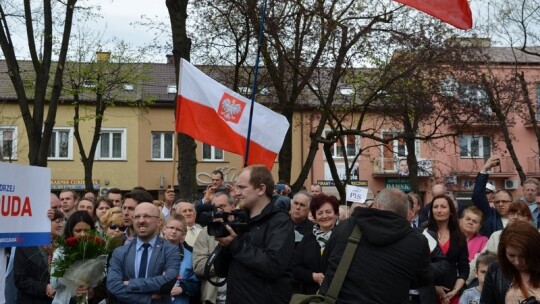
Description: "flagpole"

(244, 0), (269, 168)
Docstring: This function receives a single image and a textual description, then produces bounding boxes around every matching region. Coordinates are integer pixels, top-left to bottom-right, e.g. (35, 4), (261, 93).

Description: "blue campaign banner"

(0, 163), (51, 247)
(0, 232), (51, 247)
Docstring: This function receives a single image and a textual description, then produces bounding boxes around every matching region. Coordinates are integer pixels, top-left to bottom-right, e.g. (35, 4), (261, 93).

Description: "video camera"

(196, 204), (249, 237)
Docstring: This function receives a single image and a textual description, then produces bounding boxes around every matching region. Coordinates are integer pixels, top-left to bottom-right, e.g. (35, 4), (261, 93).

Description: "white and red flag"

(393, 0), (473, 30)
(175, 59), (289, 169)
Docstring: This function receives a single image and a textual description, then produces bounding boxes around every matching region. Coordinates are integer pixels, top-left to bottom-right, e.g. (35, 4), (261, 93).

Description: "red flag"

(394, 0), (473, 30)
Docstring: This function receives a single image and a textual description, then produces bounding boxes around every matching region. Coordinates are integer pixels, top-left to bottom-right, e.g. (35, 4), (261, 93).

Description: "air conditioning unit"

(504, 179), (519, 190)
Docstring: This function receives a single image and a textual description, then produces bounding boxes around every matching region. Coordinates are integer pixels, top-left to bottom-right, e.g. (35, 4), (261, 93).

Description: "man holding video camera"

(213, 165), (295, 304)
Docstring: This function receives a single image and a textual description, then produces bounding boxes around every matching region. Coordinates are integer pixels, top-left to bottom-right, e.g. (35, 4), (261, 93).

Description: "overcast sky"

(85, 0), (171, 61)
(6, 0), (495, 63)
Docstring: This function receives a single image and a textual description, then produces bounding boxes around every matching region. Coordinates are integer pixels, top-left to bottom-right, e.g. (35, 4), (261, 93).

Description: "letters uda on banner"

(0, 162), (51, 247)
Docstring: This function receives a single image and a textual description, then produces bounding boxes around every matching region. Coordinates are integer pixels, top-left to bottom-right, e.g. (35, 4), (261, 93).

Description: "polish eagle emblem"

(218, 92), (246, 124)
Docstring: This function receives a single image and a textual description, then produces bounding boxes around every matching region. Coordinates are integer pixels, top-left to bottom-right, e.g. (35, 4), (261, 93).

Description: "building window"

(380, 131), (420, 172)
(0, 126), (17, 160)
(97, 128), (126, 160)
(202, 143), (224, 161)
(459, 83), (491, 116)
(151, 132), (174, 160)
(460, 135), (491, 158)
(167, 84), (177, 94)
(48, 128), (73, 160)
(324, 130), (360, 158)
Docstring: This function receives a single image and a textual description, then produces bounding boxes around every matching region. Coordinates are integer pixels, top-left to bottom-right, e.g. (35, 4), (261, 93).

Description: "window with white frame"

(323, 130), (360, 158)
(458, 83), (491, 116)
(0, 126), (17, 160)
(151, 132), (174, 160)
(202, 143), (224, 161)
(97, 128), (126, 160)
(460, 135), (491, 158)
(48, 128), (73, 160)
(380, 131), (420, 172)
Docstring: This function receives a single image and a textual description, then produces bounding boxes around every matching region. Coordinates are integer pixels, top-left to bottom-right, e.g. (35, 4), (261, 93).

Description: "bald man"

(107, 203), (180, 304)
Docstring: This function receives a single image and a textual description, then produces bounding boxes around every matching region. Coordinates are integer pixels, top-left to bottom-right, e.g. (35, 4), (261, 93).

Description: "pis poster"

(0, 162), (51, 247)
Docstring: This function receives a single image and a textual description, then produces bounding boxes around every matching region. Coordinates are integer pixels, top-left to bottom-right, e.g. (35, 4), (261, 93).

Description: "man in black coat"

(214, 165), (295, 304)
(320, 188), (432, 304)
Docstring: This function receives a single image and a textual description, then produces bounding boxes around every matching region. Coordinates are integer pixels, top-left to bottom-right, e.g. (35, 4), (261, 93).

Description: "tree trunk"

(518, 72), (540, 172)
(290, 112), (328, 192)
(83, 159), (95, 192)
(405, 136), (420, 194)
(278, 108), (293, 183)
(166, 0), (198, 200)
(482, 74), (527, 183)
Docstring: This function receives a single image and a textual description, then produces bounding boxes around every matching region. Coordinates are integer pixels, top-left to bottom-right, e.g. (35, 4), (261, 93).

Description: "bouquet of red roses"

(52, 232), (112, 304)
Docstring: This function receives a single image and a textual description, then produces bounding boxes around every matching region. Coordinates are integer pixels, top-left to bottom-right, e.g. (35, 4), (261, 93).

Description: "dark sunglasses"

(109, 224), (127, 231)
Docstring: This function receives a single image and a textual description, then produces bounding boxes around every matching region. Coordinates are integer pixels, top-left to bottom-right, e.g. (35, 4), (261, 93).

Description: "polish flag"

(393, 0), (473, 30)
(175, 59), (289, 169)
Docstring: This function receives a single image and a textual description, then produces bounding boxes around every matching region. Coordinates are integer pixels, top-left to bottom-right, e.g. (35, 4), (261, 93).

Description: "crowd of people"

(2, 157), (540, 303)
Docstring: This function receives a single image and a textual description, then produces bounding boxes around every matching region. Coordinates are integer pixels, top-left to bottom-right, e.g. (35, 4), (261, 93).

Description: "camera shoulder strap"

(204, 244), (228, 287)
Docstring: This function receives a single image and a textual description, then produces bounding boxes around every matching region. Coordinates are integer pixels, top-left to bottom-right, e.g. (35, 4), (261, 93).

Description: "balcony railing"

(526, 157), (540, 174)
(449, 155), (515, 175)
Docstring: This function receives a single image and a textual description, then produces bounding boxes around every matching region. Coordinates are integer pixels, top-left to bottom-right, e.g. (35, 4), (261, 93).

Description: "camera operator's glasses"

(166, 226), (186, 233)
(109, 224), (127, 231)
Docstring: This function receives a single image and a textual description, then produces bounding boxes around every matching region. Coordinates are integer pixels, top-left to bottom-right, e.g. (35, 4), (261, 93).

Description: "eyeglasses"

(494, 200), (512, 205)
(166, 226), (186, 233)
(132, 214), (160, 221)
(109, 224), (127, 231)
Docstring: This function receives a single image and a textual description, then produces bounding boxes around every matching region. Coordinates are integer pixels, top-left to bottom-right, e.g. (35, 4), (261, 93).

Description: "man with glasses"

(122, 189), (154, 245)
(472, 156), (512, 237)
(107, 202), (180, 304)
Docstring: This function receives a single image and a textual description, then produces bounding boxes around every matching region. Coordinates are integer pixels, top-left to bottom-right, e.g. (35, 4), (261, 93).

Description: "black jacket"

(414, 229), (450, 304)
(437, 231), (470, 290)
(291, 232), (323, 294)
(473, 173), (504, 237)
(214, 199), (295, 304)
(14, 246), (52, 304)
(481, 262), (511, 304)
(294, 219), (314, 241)
(320, 207), (432, 304)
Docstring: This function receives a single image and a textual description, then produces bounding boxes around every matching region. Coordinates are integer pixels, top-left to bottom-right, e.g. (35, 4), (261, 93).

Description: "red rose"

(87, 236), (104, 245)
(66, 237), (79, 247)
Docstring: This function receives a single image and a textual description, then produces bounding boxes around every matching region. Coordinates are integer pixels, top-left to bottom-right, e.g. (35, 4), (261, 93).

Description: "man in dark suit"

(107, 203), (180, 304)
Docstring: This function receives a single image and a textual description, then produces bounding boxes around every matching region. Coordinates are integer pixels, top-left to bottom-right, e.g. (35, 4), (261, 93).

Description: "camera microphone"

(196, 204), (217, 226)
